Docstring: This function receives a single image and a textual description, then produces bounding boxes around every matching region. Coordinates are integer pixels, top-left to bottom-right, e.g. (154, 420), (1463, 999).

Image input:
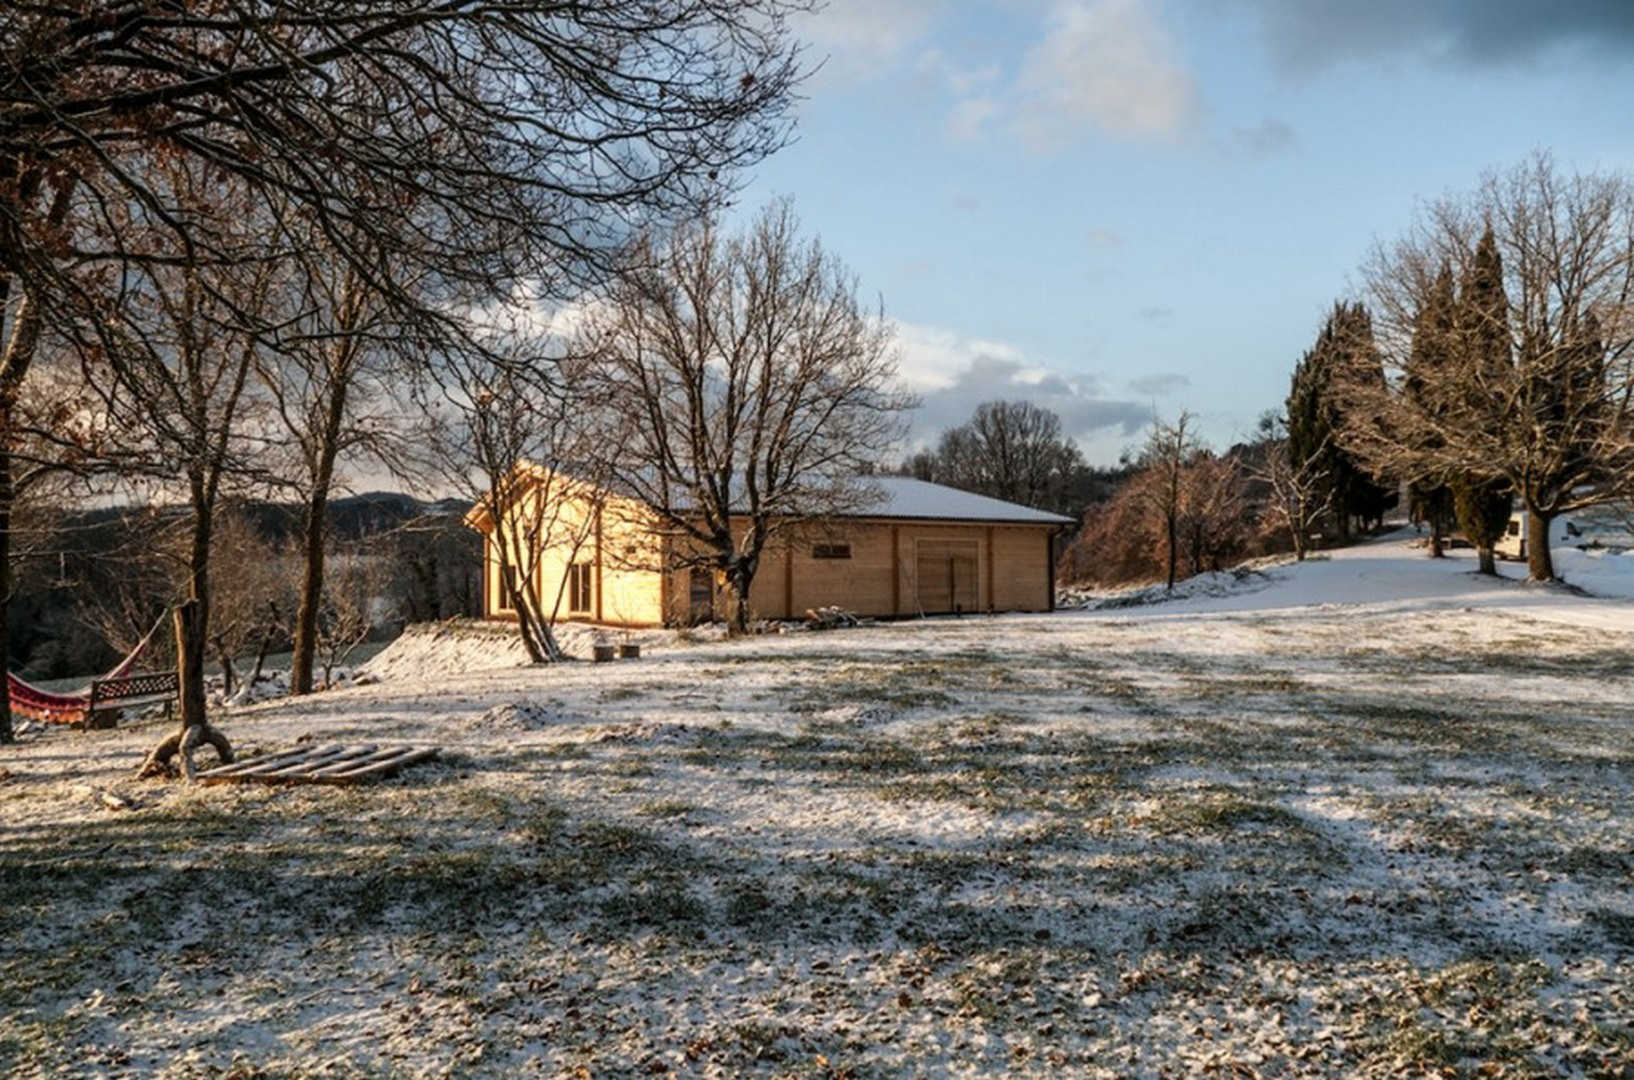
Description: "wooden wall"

(478, 472), (1058, 626)
(654, 519), (1056, 622)
(481, 488), (667, 627)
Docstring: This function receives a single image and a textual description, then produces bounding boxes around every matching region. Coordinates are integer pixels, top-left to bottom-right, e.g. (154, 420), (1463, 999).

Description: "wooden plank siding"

(473, 467), (1060, 625)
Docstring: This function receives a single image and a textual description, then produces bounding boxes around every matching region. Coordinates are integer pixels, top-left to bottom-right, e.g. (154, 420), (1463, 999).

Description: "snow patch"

(464, 700), (588, 733)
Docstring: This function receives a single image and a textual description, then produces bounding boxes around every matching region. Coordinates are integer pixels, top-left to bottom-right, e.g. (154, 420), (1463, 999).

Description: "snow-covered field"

(3, 534), (1632, 1077)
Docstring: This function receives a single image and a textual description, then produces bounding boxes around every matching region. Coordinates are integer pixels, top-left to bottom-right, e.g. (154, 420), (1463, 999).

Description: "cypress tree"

(1450, 476), (1511, 575)
(1453, 226), (1515, 575)
(1286, 302), (1395, 543)
(1403, 266), (1458, 556)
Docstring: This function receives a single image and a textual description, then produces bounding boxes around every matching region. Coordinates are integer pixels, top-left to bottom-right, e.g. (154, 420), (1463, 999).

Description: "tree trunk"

(724, 559), (757, 635)
(217, 641), (236, 698)
(1475, 545), (1496, 576)
(1164, 514), (1178, 590)
(0, 445), (11, 746)
(250, 604), (277, 685)
(1526, 507), (1556, 582)
(176, 599), (207, 734)
(138, 510), (234, 779)
(289, 485), (330, 695)
(1428, 515), (1445, 558)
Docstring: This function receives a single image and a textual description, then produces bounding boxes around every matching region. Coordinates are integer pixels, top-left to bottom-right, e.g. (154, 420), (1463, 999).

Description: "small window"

(568, 563), (593, 614)
(1507, 520), (1520, 536)
(812, 543), (852, 560)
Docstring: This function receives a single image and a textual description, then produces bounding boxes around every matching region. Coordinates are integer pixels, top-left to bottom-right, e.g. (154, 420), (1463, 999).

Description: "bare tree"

(426, 339), (611, 662)
(582, 201), (915, 634)
(0, 1), (808, 727)
(1135, 412), (1198, 591)
(1347, 154), (1634, 582)
(72, 160), (282, 779)
(1251, 426), (1333, 562)
(1178, 452), (1248, 576)
(0, 181), (81, 743)
(206, 507), (295, 700)
(314, 549), (390, 688)
(926, 401), (1091, 515)
(1, 3), (807, 336)
(260, 223), (419, 697)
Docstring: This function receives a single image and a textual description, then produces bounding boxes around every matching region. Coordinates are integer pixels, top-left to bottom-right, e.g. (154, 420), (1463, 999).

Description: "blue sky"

(730, 0), (1634, 465)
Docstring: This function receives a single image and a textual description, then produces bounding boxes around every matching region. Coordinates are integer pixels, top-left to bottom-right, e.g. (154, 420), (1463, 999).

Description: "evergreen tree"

(1453, 225), (1516, 575)
(1450, 476), (1511, 575)
(1286, 302), (1396, 542)
(1403, 266), (1458, 556)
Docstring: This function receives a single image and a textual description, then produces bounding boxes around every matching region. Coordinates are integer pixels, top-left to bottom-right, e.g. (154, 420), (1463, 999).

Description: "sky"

(725, 0), (1634, 465)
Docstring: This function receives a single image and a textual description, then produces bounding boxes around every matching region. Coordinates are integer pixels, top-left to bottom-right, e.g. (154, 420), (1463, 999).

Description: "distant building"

(467, 467), (1074, 627)
(1496, 504), (1634, 561)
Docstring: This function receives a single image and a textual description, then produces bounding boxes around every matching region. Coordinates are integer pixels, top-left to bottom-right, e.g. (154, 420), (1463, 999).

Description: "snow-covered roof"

(850, 477), (1074, 525)
(469, 463), (1074, 529)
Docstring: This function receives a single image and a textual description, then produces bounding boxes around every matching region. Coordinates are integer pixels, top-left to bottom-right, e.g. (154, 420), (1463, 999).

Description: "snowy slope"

(1080, 528), (1634, 634)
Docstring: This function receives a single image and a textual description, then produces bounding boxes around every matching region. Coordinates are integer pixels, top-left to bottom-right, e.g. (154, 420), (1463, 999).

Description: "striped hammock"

(7, 613), (169, 726)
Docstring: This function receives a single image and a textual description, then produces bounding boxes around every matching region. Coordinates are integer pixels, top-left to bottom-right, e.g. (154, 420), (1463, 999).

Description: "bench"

(86, 670), (179, 730)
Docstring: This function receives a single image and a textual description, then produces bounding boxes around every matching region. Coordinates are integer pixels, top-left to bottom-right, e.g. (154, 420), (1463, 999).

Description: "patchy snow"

(1538, 546), (1634, 600)
(3, 535), (1632, 1077)
(359, 618), (729, 683)
(1060, 553), (1310, 610)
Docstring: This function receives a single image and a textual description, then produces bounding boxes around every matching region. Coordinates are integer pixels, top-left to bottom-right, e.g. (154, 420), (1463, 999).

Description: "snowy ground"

(2, 534), (1632, 1077)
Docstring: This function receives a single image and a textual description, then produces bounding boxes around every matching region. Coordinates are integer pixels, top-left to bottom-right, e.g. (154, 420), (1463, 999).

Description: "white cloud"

(890, 320), (1152, 448)
(946, 96), (1002, 141)
(798, 0), (945, 81)
(916, 47), (1003, 96)
(1010, 0), (1200, 148)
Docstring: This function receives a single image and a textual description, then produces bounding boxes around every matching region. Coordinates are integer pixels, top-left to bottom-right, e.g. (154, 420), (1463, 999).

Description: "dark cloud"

(907, 353), (1150, 448)
(1128, 373), (1190, 397)
(1239, 0), (1634, 73)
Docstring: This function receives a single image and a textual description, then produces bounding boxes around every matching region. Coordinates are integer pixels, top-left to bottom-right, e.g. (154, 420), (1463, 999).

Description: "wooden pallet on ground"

(196, 743), (439, 786)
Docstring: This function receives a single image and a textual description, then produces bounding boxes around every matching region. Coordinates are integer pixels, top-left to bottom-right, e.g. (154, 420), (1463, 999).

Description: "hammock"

(7, 612), (170, 726)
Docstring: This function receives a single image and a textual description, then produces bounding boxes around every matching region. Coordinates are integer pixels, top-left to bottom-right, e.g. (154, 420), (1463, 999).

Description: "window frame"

(567, 562), (593, 614)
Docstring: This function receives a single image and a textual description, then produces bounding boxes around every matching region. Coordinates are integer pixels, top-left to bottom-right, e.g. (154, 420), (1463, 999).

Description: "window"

(1507, 520), (1520, 536)
(568, 563), (593, 614)
(812, 543), (852, 560)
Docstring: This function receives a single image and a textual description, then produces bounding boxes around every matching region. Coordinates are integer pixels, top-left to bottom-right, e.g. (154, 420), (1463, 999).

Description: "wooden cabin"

(466, 467), (1074, 627)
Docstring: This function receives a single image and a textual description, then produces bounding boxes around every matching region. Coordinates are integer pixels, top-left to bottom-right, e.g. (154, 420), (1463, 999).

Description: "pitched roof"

(853, 477), (1074, 525)
(467, 463), (1075, 530)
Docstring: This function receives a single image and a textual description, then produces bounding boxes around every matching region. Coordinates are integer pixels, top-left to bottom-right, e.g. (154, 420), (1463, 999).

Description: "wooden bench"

(86, 670), (179, 730)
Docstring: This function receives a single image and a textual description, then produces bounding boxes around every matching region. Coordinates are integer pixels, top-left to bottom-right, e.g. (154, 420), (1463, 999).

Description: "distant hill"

(10, 491), (479, 681)
(55, 490), (472, 546)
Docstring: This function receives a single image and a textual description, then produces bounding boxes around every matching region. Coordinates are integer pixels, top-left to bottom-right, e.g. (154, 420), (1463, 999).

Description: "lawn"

(3, 569), (1632, 1077)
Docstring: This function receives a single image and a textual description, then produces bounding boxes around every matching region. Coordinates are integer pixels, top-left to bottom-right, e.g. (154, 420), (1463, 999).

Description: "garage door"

(915, 539), (979, 614)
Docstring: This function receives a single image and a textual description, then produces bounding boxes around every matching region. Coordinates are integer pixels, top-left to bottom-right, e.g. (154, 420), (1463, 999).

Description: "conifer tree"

(1286, 302), (1395, 542)
(1450, 477), (1511, 575)
(1403, 266), (1458, 556)
(1452, 226), (1515, 575)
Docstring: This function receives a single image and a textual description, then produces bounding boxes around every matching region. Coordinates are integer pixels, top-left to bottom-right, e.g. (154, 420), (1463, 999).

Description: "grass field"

(3, 562), (1632, 1077)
